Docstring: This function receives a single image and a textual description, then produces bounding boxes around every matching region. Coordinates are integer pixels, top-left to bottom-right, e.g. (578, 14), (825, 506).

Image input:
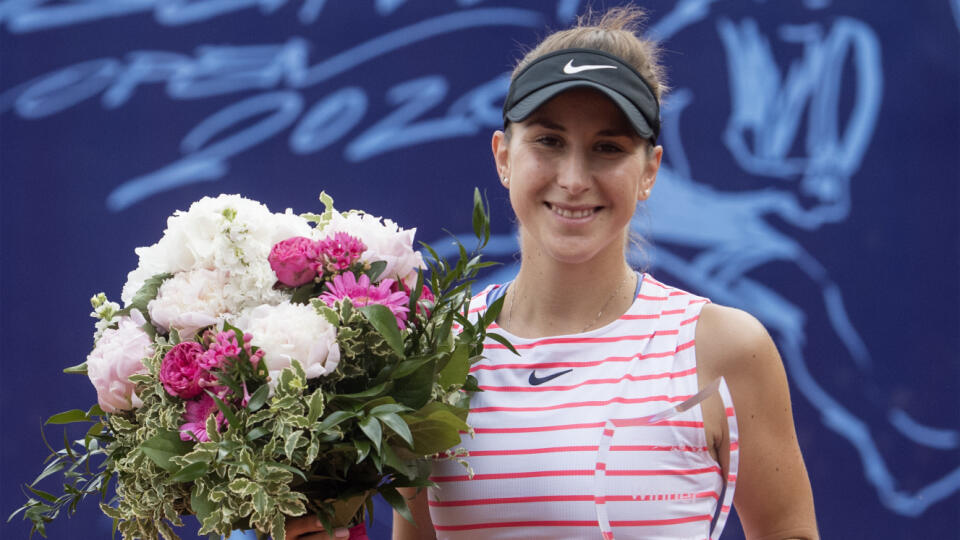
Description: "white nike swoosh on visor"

(563, 59), (618, 74)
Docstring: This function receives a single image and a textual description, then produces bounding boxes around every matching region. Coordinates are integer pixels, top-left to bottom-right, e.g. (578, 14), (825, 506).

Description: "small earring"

(502, 177), (510, 186)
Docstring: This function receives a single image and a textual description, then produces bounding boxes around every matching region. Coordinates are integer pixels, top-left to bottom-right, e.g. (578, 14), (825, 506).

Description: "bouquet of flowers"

(11, 191), (508, 539)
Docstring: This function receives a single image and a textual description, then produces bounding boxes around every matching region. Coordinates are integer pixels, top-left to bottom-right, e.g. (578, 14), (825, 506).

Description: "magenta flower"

(269, 236), (321, 287)
(178, 393), (227, 442)
(318, 232), (366, 272)
(160, 342), (218, 399)
(319, 272), (410, 328)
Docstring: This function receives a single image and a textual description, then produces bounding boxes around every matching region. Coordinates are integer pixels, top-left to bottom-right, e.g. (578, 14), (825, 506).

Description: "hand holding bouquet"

(12, 191), (508, 539)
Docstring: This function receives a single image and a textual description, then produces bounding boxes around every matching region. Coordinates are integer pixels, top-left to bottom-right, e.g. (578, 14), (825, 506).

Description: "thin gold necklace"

(506, 270), (635, 334)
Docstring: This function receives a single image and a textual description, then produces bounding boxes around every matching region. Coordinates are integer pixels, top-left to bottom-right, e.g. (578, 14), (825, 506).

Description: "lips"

(546, 202), (601, 219)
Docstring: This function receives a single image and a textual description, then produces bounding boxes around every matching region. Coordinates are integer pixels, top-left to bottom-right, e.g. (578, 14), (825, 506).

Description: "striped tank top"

(428, 274), (739, 539)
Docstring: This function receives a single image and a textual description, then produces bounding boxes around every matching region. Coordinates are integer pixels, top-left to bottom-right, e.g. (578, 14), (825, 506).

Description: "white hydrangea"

(321, 211), (424, 287)
(233, 302), (340, 389)
(121, 194), (313, 305)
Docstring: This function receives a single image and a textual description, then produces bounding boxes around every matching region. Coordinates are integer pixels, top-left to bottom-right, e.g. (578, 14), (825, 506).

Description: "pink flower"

(200, 330), (264, 372)
(87, 313), (153, 413)
(160, 342), (218, 399)
(319, 273), (409, 328)
(269, 236), (321, 287)
(317, 232), (366, 272)
(178, 393), (227, 442)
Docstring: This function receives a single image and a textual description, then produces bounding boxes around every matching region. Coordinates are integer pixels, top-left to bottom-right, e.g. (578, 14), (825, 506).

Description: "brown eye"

(536, 135), (562, 147)
(595, 142), (623, 153)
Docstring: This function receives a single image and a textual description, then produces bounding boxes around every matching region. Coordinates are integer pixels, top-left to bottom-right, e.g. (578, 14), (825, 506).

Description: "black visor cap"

(503, 48), (660, 143)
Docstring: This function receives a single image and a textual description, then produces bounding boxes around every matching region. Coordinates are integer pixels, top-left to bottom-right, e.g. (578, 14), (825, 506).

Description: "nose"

(555, 152), (591, 195)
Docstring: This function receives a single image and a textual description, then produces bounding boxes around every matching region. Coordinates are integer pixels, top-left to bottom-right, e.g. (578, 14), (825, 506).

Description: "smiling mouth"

(546, 202), (601, 219)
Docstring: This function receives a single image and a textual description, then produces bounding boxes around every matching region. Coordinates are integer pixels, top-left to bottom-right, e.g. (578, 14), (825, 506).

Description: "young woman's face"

(493, 88), (661, 267)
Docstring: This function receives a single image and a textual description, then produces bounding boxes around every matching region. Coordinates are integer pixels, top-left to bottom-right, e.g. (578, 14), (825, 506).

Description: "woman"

(289, 7), (818, 539)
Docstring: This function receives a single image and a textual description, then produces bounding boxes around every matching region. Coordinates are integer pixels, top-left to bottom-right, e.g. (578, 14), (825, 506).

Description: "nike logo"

(563, 59), (617, 74)
(528, 369), (574, 386)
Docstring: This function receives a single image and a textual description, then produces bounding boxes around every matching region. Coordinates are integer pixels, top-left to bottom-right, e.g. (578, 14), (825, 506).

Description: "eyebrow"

(525, 116), (636, 138)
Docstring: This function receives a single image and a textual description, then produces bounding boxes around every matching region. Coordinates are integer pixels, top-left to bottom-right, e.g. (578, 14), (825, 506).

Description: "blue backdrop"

(2, 1), (958, 538)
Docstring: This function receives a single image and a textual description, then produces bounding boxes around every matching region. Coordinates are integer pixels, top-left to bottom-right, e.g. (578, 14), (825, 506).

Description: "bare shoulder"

(695, 303), (821, 540)
(695, 303), (777, 380)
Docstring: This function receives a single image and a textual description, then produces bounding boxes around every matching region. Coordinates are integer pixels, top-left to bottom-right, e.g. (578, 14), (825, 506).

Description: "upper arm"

(392, 487), (436, 540)
(696, 304), (819, 540)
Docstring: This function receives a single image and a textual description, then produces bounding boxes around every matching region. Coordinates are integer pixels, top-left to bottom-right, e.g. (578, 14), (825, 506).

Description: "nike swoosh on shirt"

(563, 59), (617, 74)
(528, 369), (574, 386)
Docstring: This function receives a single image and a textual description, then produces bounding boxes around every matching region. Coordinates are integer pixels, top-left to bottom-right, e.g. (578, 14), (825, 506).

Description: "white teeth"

(550, 204), (595, 219)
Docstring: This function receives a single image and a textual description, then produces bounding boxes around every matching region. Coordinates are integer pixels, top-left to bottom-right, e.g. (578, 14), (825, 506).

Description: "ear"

(492, 130), (510, 188)
(638, 144), (663, 201)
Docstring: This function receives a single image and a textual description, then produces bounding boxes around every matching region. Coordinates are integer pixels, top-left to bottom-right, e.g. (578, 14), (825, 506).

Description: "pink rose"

(87, 313), (153, 413)
(269, 236), (321, 287)
(178, 393), (226, 442)
(160, 342), (218, 399)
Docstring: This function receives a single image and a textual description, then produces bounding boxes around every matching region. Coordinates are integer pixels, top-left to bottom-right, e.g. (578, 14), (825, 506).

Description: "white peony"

(147, 269), (230, 338)
(321, 211), (424, 286)
(121, 195), (313, 305)
(87, 310), (153, 413)
(233, 302), (340, 387)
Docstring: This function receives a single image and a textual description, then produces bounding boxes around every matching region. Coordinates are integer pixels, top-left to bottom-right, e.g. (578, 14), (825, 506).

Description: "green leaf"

(390, 355), (436, 380)
(407, 270), (425, 314)
(403, 406), (469, 456)
(291, 282), (322, 304)
(378, 412), (414, 448)
(265, 461), (308, 482)
(45, 409), (90, 425)
(482, 294), (507, 328)
(140, 431), (192, 472)
(32, 460), (67, 485)
(358, 304), (404, 357)
(121, 273), (173, 318)
(63, 362), (87, 375)
(26, 486), (57, 504)
(369, 403), (410, 416)
(169, 462), (208, 483)
(315, 410), (356, 433)
(206, 391), (238, 430)
(472, 188), (485, 242)
(284, 431), (303, 460)
(87, 404), (104, 417)
(332, 382), (388, 401)
(392, 357), (436, 410)
(379, 485), (414, 525)
(307, 389), (325, 424)
(358, 416), (383, 453)
(246, 427), (270, 441)
(438, 344), (470, 388)
(354, 439), (371, 463)
(246, 384), (269, 412)
(365, 260), (388, 282)
(486, 332), (520, 355)
(313, 302), (340, 326)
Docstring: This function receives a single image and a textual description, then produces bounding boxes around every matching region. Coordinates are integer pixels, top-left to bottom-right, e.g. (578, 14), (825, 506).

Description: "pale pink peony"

(269, 236), (321, 287)
(86, 312), (153, 413)
(178, 393), (227, 442)
(160, 341), (219, 399)
(320, 273), (410, 329)
(148, 269), (228, 338)
(232, 302), (340, 387)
